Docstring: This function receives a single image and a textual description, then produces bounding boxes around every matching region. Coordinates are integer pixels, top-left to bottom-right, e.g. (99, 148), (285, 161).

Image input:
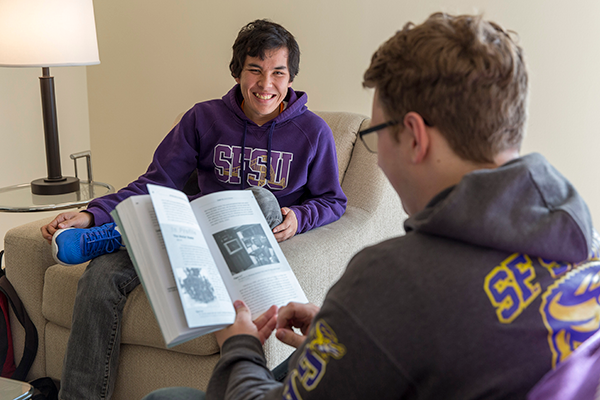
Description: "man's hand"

(273, 207), (298, 242)
(214, 301), (278, 348)
(275, 302), (320, 348)
(41, 211), (94, 244)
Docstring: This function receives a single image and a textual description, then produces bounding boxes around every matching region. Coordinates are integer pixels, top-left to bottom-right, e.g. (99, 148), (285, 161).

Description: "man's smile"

(253, 92), (276, 100)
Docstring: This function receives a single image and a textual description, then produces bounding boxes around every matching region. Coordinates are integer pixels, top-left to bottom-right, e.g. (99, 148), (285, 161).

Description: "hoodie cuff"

(288, 206), (305, 234)
(85, 206), (112, 227)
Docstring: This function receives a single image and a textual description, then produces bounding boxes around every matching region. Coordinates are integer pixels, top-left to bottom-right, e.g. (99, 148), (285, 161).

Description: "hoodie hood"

(405, 153), (594, 263)
(222, 84), (308, 188)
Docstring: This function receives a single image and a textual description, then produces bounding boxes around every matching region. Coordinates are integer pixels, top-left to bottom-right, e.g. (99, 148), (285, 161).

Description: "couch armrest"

(281, 204), (389, 306)
(4, 215), (58, 378)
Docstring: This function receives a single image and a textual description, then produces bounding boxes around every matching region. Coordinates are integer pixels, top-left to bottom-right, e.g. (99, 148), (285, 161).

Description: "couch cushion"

(314, 111), (367, 183)
(42, 262), (219, 356)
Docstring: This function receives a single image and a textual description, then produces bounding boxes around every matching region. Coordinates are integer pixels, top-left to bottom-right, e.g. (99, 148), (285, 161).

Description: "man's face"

(371, 92), (415, 215)
(372, 92), (400, 182)
(235, 47), (293, 126)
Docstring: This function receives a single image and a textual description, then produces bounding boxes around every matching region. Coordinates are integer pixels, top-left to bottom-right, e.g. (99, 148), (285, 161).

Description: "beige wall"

(2, 0), (600, 254)
(88, 0), (600, 224)
(0, 67), (91, 256)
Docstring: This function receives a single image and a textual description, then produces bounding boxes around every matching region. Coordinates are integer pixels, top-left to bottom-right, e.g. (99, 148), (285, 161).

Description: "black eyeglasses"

(358, 120), (398, 153)
(358, 117), (432, 153)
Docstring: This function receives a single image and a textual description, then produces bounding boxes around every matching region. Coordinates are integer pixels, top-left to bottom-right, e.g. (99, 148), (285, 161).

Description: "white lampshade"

(0, 0), (100, 67)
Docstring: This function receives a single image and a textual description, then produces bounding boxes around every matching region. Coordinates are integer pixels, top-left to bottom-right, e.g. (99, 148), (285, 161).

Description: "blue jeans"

(59, 187), (282, 399)
(59, 249), (139, 399)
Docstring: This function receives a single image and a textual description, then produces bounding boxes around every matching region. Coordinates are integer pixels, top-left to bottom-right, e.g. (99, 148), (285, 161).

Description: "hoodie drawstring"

(238, 100), (284, 188)
(239, 120), (276, 189)
(241, 121), (248, 189)
(266, 122), (276, 183)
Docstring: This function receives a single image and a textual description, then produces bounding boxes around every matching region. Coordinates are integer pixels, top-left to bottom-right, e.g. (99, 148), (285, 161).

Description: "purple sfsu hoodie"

(86, 85), (347, 234)
(528, 328), (600, 400)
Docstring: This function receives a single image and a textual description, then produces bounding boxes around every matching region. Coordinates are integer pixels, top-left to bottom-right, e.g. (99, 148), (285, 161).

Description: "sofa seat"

(43, 262), (219, 357)
(5, 111), (406, 399)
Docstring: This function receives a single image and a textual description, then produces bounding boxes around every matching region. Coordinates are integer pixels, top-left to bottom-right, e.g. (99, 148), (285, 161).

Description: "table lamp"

(0, 0), (100, 195)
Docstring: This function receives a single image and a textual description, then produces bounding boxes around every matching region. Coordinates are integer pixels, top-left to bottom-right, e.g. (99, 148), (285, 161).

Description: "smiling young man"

(143, 13), (600, 400)
(45, 19), (346, 400)
(236, 47), (292, 126)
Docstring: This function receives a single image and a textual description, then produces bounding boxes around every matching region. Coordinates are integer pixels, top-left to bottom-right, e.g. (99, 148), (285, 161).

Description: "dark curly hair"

(230, 19), (300, 82)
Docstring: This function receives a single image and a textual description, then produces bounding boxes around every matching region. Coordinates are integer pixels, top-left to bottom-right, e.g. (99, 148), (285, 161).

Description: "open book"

(111, 184), (308, 348)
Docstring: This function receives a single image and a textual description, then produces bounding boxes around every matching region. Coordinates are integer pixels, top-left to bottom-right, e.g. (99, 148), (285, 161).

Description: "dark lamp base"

(31, 176), (80, 195)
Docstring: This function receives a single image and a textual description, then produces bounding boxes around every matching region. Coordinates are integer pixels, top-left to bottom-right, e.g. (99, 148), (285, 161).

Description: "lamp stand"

(30, 67), (80, 195)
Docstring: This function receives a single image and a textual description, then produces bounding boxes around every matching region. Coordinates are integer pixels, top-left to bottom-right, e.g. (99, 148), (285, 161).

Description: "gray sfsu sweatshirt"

(207, 153), (600, 400)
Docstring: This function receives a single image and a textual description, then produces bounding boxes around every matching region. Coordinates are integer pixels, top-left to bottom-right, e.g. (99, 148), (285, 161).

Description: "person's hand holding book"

(215, 301), (278, 348)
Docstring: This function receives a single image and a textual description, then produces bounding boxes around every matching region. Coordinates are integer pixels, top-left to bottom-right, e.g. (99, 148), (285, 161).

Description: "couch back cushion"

(314, 111), (368, 183)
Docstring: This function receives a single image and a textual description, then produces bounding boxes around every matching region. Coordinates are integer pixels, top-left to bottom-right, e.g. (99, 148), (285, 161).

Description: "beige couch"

(4, 111), (406, 399)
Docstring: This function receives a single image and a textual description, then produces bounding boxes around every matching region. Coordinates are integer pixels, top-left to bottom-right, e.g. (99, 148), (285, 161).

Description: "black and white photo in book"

(213, 223), (280, 276)
(177, 267), (217, 306)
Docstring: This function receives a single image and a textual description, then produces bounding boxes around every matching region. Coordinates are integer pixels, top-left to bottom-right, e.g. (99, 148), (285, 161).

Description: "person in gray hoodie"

(143, 12), (600, 400)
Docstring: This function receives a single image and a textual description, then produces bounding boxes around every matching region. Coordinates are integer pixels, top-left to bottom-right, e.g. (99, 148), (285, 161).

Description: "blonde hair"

(363, 13), (528, 163)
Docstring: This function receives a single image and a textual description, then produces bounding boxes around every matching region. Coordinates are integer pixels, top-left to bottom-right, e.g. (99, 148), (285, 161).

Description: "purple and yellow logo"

(213, 144), (293, 189)
(283, 319), (346, 400)
(484, 253), (542, 323)
(540, 261), (600, 367)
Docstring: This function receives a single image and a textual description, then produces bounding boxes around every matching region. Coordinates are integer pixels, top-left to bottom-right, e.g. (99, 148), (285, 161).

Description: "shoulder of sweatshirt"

(336, 233), (420, 286)
(285, 110), (334, 151)
(290, 109), (331, 134)
(172, 99), (240, 138)
(187, 98), (234, 122)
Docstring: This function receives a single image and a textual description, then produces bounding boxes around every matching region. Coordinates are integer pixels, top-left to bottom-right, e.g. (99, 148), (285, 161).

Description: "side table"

(0, 181), (114, 212)
(0, 376), (34, 399)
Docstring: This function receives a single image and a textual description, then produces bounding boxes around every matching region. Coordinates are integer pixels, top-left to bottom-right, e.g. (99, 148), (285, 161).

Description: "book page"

(190, 190), (308, 316)
(147, 184), (235, 328)
(113, 197), (182, 335)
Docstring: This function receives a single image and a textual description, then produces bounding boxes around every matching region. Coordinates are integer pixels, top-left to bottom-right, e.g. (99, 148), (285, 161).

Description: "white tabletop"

(0, 377), (33, 400)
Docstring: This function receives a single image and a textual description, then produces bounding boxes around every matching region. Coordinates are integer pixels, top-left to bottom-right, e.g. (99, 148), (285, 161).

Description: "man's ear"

(235, 77), (240, 84)
(403, 112), (430, 164)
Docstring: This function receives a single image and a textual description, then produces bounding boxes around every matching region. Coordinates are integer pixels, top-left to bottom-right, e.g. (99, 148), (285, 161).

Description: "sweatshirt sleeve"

(206, 335), (284, 400)
(289, 123), (347, 234)
(85, 111), (200, 226)
(207, 301), (413, 400)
